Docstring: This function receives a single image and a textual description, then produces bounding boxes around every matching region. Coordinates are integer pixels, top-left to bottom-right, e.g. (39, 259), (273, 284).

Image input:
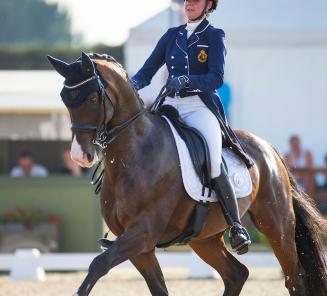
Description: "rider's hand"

(166, 75), (189, 95)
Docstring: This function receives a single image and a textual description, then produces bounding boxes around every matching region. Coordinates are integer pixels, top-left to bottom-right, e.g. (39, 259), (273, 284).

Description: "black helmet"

(208, 0), (218, 12)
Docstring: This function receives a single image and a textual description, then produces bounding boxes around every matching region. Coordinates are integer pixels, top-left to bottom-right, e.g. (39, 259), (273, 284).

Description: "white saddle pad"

(163, 117), (253, 203)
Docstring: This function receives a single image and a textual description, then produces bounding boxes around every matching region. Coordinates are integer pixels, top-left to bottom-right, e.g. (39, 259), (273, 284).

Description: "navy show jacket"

(132, 18), (254, 168)
(132, 18), (228, 121)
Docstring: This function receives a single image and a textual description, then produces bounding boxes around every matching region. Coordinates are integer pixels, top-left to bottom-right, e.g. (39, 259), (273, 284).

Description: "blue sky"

(47, 0), (171, 45)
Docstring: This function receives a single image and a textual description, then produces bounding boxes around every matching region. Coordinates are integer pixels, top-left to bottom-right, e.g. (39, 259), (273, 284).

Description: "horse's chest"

(102, 194), (139, 236)
(100, 196), (124, 235)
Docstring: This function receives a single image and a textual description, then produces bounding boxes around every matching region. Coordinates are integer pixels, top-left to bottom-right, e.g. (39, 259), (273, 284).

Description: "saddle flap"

(158, 105), (212, 188)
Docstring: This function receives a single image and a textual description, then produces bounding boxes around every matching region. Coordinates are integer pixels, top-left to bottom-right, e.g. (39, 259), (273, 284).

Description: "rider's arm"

(132, 29), (173, 90)
(188, 28), (226, 92)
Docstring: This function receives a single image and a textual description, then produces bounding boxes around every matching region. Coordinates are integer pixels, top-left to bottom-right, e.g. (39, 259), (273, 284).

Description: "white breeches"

(163, 95), (222, 178)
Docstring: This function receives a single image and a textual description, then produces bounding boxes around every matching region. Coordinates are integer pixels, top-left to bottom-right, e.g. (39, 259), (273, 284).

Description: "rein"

(66, 74), (146, 150)
(95, 109), (146, 149)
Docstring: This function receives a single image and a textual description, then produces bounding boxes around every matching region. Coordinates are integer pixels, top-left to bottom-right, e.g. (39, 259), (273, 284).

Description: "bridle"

(63, 68), (162, 195)
(65, 73), (146, 150)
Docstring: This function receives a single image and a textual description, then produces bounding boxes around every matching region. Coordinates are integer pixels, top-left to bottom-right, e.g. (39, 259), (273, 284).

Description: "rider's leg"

(180, 98), (251, 254)
(211, 164), (251, 254)
(177, 97), (222, 178)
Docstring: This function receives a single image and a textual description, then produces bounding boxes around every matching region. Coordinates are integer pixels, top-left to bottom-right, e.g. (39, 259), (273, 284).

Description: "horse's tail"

(273, 146), (327, 294)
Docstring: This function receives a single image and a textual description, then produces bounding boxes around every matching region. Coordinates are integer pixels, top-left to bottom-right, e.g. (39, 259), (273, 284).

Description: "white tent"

(0, 71), (70, 140)
(125, 0), (327, 165)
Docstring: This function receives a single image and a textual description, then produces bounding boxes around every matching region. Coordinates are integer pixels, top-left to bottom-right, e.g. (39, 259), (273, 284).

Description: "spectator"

(10, 150), (48, 177)
(284, 135), (314, 193)
(60, 149), (82, 176)
(285, 135), (313, 168)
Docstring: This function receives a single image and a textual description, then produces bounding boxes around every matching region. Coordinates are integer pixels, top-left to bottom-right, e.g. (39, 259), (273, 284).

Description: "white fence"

(0, 249), (280, 280)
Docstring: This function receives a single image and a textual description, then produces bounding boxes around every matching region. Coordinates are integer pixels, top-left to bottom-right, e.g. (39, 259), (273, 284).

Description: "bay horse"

(48, 53), (327, 296)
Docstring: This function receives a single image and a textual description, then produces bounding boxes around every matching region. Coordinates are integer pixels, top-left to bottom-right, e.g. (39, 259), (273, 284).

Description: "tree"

(0, 0), (72, 45)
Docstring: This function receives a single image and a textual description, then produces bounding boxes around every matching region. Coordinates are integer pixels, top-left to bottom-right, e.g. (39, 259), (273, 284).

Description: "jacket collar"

(176, 24), (188, 54)
(187, 18), (210, 48)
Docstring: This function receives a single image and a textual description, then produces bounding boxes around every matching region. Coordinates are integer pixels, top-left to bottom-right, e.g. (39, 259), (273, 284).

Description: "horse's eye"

(89, 97), (97, 104)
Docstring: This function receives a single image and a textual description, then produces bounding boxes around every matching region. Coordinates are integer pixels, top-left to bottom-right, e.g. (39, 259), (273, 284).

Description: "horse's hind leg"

(130, 250), (168, 296)
(249, 191), (306, 295)
(190, 234), (249, 296)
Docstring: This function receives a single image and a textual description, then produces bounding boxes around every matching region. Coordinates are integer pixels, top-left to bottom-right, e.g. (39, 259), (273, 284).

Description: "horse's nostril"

(86, 153), (93, 162)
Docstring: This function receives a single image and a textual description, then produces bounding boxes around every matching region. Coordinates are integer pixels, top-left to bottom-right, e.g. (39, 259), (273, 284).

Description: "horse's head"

(47, 52), (116, 168)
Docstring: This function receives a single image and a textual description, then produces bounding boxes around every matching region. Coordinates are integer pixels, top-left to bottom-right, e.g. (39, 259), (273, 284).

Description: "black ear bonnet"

(47, 53), (108, 108)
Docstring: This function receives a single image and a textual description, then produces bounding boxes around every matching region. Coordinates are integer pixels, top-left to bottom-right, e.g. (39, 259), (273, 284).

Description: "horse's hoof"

(236, 245), (249, 255)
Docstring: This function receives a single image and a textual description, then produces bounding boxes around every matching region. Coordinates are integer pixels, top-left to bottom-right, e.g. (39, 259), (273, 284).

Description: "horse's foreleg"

(190, 233), (249, 296)
(130, 251), (168, 296)
(74, 224), (156, 296)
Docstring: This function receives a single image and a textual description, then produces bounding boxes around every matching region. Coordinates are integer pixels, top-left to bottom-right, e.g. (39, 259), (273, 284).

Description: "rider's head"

(184, 0), (218, 22)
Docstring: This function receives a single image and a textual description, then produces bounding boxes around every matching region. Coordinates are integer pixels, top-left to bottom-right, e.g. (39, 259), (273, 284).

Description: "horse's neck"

(109, 76), (144, 127)
(97, 60), (144, 126)
(114, 98), (142, 125)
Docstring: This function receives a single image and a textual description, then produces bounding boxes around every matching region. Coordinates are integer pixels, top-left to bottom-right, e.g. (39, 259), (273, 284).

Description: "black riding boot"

(211, 163), (251, 255)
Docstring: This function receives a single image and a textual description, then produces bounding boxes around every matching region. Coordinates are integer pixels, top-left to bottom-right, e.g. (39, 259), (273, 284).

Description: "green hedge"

(0, 176), (103, 252)
(0, 44), (124, 70)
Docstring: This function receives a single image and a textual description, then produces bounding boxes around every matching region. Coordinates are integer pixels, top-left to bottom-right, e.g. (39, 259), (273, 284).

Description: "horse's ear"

(81, 52), (95, 76)
(47, 55), (70, 77)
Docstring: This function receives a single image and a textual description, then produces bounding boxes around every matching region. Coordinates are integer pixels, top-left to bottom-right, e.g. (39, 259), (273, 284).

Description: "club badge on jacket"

(197, 50), (208, 63)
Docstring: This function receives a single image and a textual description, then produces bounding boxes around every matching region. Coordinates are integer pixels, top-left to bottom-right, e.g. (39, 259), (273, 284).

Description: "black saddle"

(158, 105), (212, 191)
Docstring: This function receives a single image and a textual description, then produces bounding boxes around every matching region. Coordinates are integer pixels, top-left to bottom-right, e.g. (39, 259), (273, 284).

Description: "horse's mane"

(89, 52), (144, 106)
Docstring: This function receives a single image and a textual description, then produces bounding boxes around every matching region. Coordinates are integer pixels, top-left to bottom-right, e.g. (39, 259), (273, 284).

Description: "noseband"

(66, 74), (146, 150)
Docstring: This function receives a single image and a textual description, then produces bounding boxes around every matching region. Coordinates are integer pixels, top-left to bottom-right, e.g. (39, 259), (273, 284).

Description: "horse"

(48, 52), (327, 296)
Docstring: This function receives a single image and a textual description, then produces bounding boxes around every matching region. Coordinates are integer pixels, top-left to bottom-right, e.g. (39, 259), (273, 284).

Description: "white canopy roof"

(0, 71), (65, 113)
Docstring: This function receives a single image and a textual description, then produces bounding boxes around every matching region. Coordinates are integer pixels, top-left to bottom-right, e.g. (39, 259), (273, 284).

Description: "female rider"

(132, 0), (251, 254)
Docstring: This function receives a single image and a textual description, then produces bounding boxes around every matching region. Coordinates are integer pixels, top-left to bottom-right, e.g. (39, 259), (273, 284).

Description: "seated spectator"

(284, 135), (314, 194)
(10, 150), (48, 177)
(285, 135), (313, 168)
(60, 149), (82, 176)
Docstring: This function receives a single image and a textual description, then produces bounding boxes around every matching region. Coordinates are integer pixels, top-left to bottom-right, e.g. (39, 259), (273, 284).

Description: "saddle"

(158, 105), (212, 191)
